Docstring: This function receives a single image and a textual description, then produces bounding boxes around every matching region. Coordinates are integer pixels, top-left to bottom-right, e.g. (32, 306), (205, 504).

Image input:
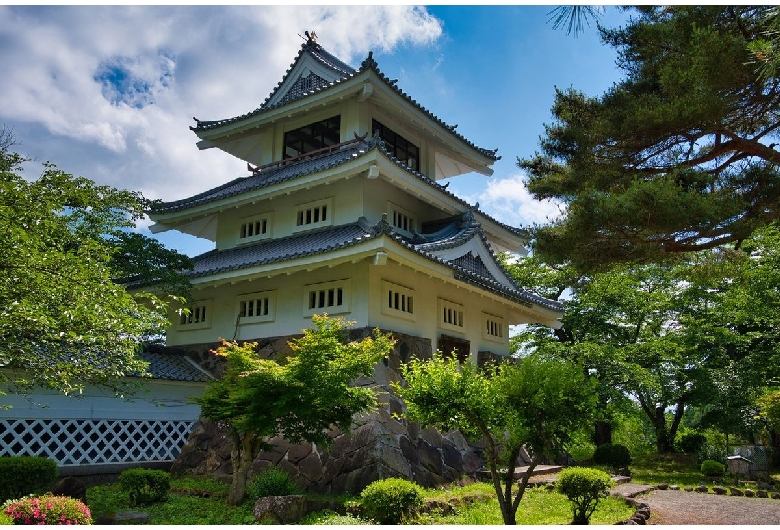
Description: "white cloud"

(478, 173), (565, 228)
(0, 5), (443, 203)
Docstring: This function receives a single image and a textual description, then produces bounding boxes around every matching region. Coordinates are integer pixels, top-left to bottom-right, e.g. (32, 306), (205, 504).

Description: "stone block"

(462, 450), (483, 475)
(298, 452), (324, 483)
(684, 486), (693, 492)
(744, 488), (755, 497)
(287, 442), (313, 464)
(730, 487), (744, 496)
(254, 495), (307, 524)
(420, 426), (442, 448)
(417, 439), (443, 476)
(380, 444), (412, 477)
(441, 442), (463, 471)
(51, 476), (87, 503)
(756, 490), (769, 498)
(713, 486), (727, 495)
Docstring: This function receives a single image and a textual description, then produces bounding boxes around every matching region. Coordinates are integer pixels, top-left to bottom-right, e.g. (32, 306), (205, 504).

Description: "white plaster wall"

(0, 379), (205, 422)
(167, 261), (372, 346)
(214, 176), (366, 250)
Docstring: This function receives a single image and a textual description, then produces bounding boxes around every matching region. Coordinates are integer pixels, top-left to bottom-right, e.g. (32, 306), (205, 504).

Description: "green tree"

(196, 315), (395, 505)
(0, 139), (191, 397)
(521, 6), (780, 272)
(509, 225), (780, 452)
(394, 354), (596, 525)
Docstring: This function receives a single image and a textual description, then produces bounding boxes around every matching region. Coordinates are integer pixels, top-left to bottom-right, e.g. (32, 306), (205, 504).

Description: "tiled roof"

(151, 136), (525, 242)
(151, 142), (370, 213)
(187, 221), (379, 279)
(137, 350), (213, 382)
(184, 216), (562, 313)
(190, 41), (499, 162)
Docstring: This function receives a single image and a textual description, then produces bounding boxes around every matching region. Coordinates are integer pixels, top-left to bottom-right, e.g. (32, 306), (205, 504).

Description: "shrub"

(359, 477), (424, 524)
(700, 459), (726, 477)
(592, 443), (632, 471)
(118, 468), (170, 507)
(2, 494), (92, 525)
(246, 466), (299, 499)
(676, 433), (707, 454)
(0, 456), (58, 502)
(556, 467), (614, 525)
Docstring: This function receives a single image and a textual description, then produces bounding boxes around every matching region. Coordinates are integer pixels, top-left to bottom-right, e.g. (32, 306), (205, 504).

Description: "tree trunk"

(227, 432), (257, 506)
(653, 406), (674, 453)
(593, 421), (613, 446)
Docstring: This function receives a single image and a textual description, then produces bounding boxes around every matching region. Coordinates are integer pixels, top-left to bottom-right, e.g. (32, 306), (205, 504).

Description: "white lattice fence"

(0, 419), (194, 466)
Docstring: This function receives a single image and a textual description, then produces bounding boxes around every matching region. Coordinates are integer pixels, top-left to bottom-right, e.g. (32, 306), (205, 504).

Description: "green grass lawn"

(86, 475), (635, 525)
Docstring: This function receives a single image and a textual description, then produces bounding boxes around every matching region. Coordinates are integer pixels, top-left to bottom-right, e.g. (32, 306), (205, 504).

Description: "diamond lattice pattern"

(0, 419), (194, 465)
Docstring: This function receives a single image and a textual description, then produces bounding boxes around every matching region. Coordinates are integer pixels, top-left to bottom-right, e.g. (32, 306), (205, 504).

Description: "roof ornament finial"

(302, 30), (317, 45)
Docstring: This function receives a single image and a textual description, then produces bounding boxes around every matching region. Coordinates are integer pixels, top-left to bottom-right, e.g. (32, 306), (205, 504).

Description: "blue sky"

(0, 5), (629, 257)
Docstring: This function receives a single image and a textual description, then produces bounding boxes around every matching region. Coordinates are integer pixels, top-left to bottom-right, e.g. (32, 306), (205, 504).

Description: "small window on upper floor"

(284, 115), (341, 159)
(482, 313), (507, 343)
(178, 300), (213, 330)
(387, 201), (416, 236)
(237, 291), (276, 324)
(382, 280), (415, 321)
(238, 213), (272, 243)
(303, 279), (350, 317)
(372, 119), (420, 172)
(294, 197), (333, 232)
(438, 298), (465, 332)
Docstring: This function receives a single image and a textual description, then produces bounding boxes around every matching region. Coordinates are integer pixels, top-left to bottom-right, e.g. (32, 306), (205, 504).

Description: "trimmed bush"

(0, 456), (58, 502)
(359, 477), (424, 524)
(592, 443), (632, 471)
(676, 433), (707, 454)
(556, 467), (614, 525)
(118, 468), (170, 507)
(246, 465), (299, 499)
(2, 494), (92, 524)
(700, 459), (726, 477)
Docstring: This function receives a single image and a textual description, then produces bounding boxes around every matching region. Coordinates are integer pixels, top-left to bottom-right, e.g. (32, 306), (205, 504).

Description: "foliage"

(0, 143), (191, 397)
(394, 353), (596, 524)
(246, 465), (300, 499)
(556, 467), (614, 525)
(757, 390), (780, 431)
(520, 6), (780, 272)
(593, 443), (632, 472)
(3, 494), (92, 525)
(359, 477), (424, 524)
(0, 456), (58, 502)
(507, 225), (780, 453)
(197, 315), (395, 505)
(629, 453), (706, 487)
(299, 510), (372, 525)
(700, 459), (726, 477)
(118, 468), (171, 507)
(676, 433), (708, 454)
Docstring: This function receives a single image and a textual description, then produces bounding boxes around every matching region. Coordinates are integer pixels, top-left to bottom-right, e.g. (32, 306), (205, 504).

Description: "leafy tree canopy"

(197, 315), (395, 505)
(0, 133), (192, 396)
(395, 354), (596, 525)
(521, 6), (780, 272)
(507, 222), (780, 452)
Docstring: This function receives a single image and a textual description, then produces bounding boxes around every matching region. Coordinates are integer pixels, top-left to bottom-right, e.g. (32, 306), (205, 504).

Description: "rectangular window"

(294, 198), (333, 231)
(284, 115), (341, 159)
(178, 300), (213, 330)
(381, 280), (415, 320)
(372, 119), (420, 172)
(238, 213), (272, 243)
(483, 313), (506, 343)
(438, 299), (465, 332)
(303, 279), (350, 316)
(237, 291), (276, 324)
(387, 201), (416, 236)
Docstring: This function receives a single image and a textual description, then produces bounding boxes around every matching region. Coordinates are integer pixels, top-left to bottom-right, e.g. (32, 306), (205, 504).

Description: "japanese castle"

(149, 33), (563, 359)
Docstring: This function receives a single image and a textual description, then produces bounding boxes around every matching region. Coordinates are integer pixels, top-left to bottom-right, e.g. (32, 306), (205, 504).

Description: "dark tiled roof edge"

(190, 43), (499, 161)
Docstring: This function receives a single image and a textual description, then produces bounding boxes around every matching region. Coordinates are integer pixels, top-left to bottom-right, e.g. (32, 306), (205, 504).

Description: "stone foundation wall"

(170, 329), (486, 494)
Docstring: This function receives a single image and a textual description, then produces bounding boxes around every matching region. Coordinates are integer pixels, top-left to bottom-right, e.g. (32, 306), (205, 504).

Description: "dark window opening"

(372, 119), (420, 172)
(284, 115), (341, 159)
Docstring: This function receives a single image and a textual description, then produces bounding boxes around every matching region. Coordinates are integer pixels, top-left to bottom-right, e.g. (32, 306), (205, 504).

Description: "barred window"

(438, 299), (464, 331)
(382, 280), (414, 320)
(303, 280), (350, 316)
(237, 292), (275, 324)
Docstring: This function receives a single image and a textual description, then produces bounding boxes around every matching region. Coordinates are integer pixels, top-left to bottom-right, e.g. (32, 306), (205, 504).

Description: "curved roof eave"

(190, 43), (500, 163)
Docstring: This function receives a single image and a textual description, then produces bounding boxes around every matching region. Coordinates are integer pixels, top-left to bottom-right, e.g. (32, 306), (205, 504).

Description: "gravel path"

(612, 483), (780, 525)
